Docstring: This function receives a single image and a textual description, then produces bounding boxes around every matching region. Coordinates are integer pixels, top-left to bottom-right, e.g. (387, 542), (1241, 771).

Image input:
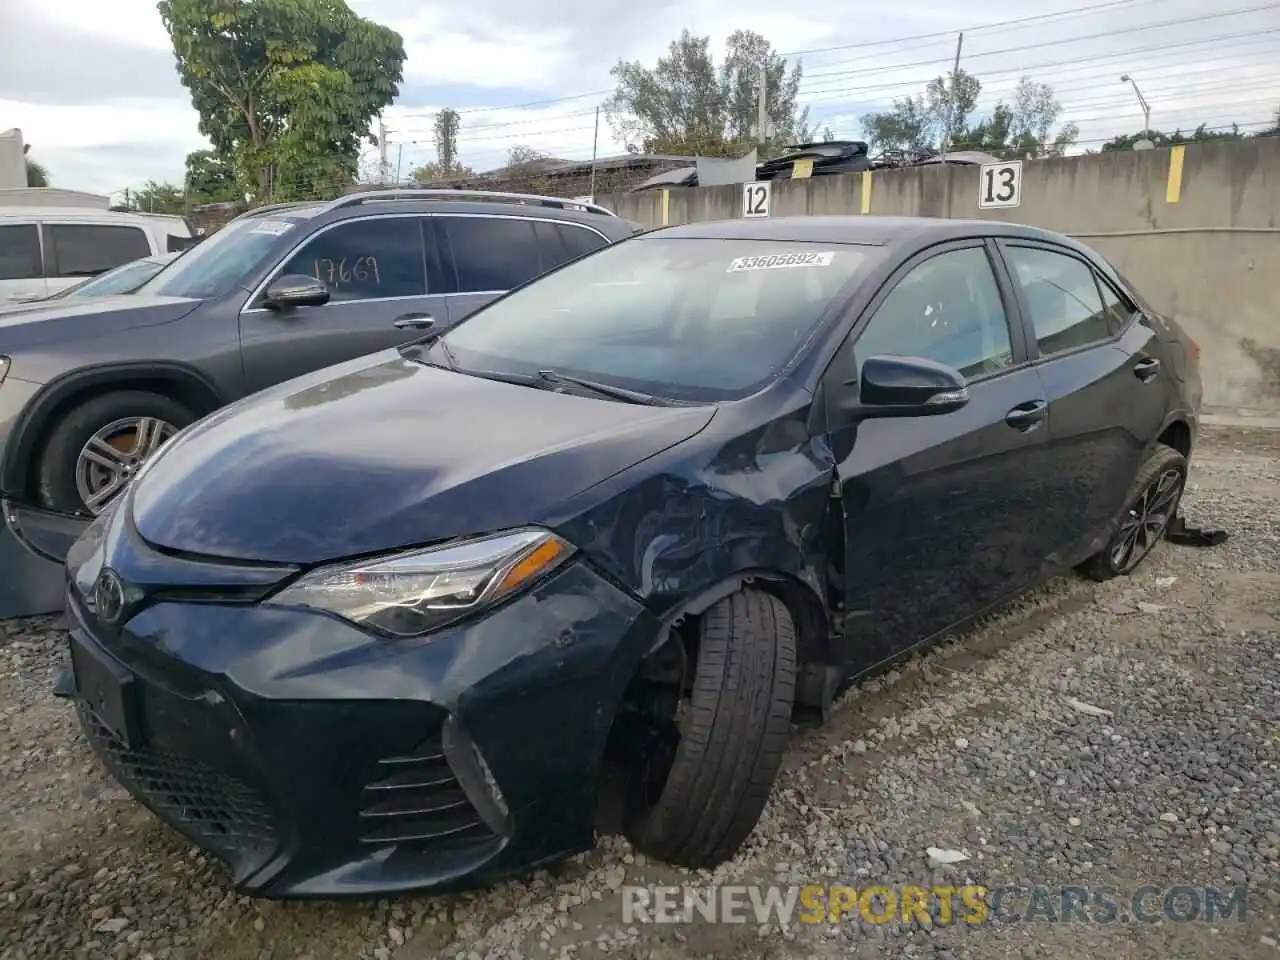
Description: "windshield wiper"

(398, 332), (457, 370)
(534, 369), (667, 406)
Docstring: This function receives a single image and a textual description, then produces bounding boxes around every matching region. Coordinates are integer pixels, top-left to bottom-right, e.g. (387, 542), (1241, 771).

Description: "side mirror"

(850, 355), (969, 419)
(264, 274), (330, 311)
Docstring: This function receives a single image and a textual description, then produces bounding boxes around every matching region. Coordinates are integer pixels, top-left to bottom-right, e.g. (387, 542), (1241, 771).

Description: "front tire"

(35, 391), (194, 515)
(625, 588), (796, 868)
(1081, 445), (1187, 582)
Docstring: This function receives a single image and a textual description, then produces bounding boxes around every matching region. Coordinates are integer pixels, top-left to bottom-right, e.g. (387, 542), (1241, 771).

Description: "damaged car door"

(824, 240), (1053, 675)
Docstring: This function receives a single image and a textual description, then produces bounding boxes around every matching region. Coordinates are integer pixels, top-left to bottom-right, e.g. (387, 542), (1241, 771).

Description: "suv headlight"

(265, 528), (574, 637)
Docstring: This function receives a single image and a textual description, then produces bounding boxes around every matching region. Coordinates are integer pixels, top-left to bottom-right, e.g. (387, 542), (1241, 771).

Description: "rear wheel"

(35, 391), (194, 515)
(1081, 445), (1187, 582)
(622, 588), (795, 868)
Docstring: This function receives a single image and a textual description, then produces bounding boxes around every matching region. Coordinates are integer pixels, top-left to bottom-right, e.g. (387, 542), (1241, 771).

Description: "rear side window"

(557, 223), (608, 260)
(532, 221), (609, 273)
(444, 217), (542, 292)
(278, 217), (427, 302)
(0, 224), (41, 280)
(1004, 245), (1112, 356)
(49, 224), (150, 277)
(1097, 277), (1134, 335)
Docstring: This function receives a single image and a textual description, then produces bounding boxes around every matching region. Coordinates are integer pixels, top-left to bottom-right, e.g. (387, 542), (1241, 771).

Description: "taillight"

(1186, 336), (1201, 363)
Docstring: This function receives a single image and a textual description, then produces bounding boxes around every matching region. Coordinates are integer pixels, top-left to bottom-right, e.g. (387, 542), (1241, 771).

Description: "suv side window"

(0, 224), (42, 280)
(443, 216), (542, 292)
(855, 245), (1014, 379)
(531, 220), (608, 272)
(49, 224), (150, 277)
(277, 217), (426, 302)
(557, 223), (608, 261)
(1003, 245), (1112, 355)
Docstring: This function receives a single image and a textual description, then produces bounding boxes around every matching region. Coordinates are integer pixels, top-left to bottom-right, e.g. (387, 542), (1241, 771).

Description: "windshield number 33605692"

(727, 251), (835, 273)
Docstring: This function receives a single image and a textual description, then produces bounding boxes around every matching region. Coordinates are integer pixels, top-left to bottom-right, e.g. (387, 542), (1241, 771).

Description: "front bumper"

(63, 557), (656, 898)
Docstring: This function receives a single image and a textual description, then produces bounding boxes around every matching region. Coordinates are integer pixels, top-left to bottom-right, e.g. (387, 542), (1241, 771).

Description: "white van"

(0, 207), (193, 304)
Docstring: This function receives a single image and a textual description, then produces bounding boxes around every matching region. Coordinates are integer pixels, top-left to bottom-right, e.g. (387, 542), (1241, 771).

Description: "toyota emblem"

(95, 569), (126, 624)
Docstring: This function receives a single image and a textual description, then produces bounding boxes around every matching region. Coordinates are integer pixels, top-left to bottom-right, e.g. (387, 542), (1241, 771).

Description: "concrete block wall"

(601, 139), (1280, 414)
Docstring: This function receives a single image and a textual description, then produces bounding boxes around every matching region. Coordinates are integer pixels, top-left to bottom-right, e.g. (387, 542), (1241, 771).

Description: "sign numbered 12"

(978, 160), (1023, 209)
(742, 180), (771, 218)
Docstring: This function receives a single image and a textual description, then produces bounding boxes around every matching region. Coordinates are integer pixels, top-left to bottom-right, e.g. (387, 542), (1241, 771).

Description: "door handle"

(1133, 357), (1161, 382)
(1005, 399), (1048, 430)
(393, 313), (434, 330)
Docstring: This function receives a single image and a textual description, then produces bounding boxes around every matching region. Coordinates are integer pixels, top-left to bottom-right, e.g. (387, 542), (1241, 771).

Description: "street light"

(1119, 73), (1152, 138)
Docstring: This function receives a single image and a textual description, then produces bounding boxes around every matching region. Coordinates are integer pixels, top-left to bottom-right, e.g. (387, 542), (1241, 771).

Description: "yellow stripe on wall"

(860, 172), (873, 214)
(661, 188), (670, 225)
(1166, 145), (1186, 204)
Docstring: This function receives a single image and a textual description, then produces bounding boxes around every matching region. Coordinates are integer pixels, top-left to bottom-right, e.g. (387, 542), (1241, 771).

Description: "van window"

(48, 224), (151, 278)
(0, 224), (42, 280)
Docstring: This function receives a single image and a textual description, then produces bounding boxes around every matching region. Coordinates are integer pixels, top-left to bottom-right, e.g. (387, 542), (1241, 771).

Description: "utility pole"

(940, 32), (964, 163)
(589, 105), (600, 201)
(378, 118), (389, 184)
(756, 63), (769, 145)
(395, 143), (403, 185)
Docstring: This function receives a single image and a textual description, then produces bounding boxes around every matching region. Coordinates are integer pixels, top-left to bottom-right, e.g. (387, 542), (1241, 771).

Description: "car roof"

(0, 206), (164, 226)
(649, 214), (1076, 248)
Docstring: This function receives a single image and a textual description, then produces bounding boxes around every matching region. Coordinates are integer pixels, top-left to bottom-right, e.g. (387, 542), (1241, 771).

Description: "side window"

(1004, 246), (1112, 355)
(444, 217), (542, 292)
(557, 223), (608, 261)
(49, 225), (150, 277)
(855, 246), (1014, 380)
(1097, 277), (1134, 335)
(0, 224), (42, 280)
(278, 217), (426, 302)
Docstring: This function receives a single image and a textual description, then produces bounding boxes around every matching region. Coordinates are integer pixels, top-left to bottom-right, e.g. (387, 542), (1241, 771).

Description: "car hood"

(130, 353), (716, 564)
(0, 293), (200, 346)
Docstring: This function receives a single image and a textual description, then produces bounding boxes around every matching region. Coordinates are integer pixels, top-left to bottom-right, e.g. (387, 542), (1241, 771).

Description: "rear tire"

(1081, 445), (1187, 582)
(35, 391), (195, 515)
(625, 588), (795, 868)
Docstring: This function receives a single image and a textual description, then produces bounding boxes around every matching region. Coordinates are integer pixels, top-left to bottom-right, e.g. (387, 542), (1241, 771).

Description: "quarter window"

(49, 224), (150, 277)
(556, 223), (608, 261)
(1004, 246), (1112, 355)
(1097, 277), (1134, 335)
(444, 217), (542, 292)
(0, 224), (41, 281)
(855, 246), (1014, 379)
(277, 217), (426, 302)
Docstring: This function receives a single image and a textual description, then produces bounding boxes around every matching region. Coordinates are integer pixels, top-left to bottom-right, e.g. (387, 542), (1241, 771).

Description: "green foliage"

(407, 107), (477, 182)
(863, 72), (1079, 159)
(122, 180), (186, 214)
(23, 144), (49, 187)
(1100, 113), (1279, 152)
(605, 29), (810, 158)
(158, 0), (406, 202)
(184, 149), (240, 204)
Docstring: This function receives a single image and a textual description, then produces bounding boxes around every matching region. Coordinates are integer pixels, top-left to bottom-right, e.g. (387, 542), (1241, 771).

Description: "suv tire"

(36, 390), (195, 515)
(626, 588), (795, 868)
(1081, 444), (1187, 582)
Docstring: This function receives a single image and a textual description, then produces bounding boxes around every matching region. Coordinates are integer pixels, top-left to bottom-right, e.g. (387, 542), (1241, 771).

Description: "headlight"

(0, 356), (10, 385)
(265, 528), (574, 637)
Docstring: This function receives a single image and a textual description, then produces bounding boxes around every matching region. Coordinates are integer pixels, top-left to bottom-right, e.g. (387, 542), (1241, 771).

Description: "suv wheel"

(36, 391), (195, 515)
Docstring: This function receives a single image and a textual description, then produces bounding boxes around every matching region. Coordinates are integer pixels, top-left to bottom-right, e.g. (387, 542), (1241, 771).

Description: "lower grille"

(78, 704), (279, 876)
(359, 729), (497, 854)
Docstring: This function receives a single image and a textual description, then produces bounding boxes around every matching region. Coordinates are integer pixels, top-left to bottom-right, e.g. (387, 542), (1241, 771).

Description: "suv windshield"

(137, 215), (310, 300)
(437, 237), (876, 402)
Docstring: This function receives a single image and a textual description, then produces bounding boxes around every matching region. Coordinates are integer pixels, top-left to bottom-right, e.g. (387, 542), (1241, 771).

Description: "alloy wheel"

(1109, 467), (1183, 573)
(75, 416), (178, 515)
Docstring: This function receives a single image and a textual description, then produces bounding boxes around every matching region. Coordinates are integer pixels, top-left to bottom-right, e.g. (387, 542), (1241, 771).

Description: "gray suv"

(0, 189), (641, 517)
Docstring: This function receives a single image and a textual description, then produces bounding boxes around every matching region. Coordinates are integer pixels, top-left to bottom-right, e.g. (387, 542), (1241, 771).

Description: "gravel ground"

(2, 424), (1277, 960)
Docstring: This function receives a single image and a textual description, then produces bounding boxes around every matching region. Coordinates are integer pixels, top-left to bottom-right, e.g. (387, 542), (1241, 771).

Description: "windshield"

(436, 237), (876, 402)
(137, 215), (307, 300)
(54, 258), (163, 299)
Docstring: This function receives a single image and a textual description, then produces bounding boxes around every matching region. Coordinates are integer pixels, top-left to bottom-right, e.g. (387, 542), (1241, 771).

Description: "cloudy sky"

(1, 0), (1277, 198)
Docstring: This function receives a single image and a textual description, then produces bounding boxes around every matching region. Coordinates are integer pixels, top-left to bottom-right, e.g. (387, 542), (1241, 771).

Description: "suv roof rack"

(227, 201), (319, 224)
(321, 188), (618, 218)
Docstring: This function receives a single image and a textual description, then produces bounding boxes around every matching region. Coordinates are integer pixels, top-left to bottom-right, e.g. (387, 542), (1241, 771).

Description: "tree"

(505, 145), (550, 169)
(861, 95), (934, 154)
(120, 180), (186, 214)
(434, 107), (461, 174)
(184, 149), (239, 204)
(605, 28), (810, 158)
(23, 144), (48, 187)
(1100, 123), (1244, 152)
(158, 0), (406, 202)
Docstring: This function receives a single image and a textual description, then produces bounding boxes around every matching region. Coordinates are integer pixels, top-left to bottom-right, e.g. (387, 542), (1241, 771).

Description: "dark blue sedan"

(55, 214), (1201, 898)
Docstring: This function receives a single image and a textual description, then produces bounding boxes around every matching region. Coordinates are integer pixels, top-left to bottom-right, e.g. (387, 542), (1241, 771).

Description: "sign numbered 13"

(742, 180), (771, 218)
(978, 160), (1023, 209)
